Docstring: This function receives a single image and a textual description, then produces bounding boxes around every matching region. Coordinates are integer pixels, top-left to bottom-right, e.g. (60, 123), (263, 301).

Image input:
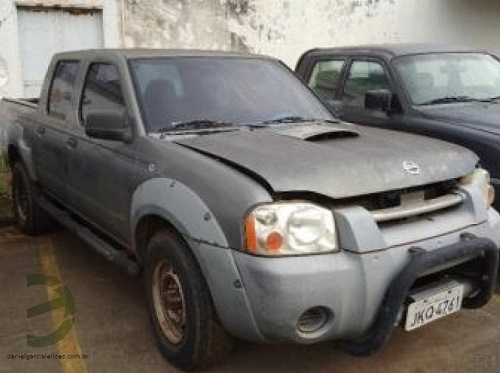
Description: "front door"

(67, 62), (141, 243)
(339, 59), (398, 127)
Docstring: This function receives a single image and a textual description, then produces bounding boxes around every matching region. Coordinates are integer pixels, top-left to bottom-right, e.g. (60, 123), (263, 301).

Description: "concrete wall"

(1, 0), (500, 97)
(122, 0), (500, 68)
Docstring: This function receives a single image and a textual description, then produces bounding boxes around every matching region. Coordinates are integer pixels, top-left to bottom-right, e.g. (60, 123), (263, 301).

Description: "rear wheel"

(144, 230), (233, 371)
(11, 162), (55, 235)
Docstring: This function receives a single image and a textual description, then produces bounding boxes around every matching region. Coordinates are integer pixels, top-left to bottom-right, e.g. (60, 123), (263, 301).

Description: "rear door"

(304, 58), (347, 117)
(32, 60), (81, 202)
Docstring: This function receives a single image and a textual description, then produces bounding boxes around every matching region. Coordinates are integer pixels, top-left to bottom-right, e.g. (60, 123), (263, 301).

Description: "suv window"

(80, 63), (125, 124)
(308, 60), (344, 102)
(48, 61), (80, 120)
(343, 61), (390, 107)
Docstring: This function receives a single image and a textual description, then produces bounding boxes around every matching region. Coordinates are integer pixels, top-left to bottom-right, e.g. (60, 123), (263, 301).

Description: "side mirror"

(84, 109), (132, 143)
(365, 89), (394, 112)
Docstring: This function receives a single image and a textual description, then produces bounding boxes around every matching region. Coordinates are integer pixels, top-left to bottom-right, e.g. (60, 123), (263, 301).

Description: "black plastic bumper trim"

(339, 233), (498, 356)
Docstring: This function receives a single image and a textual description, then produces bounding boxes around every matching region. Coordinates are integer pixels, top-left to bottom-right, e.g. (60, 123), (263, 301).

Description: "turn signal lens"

(245, 214), (257, 253)
(460, 168), (495, 208)
(486, 184), (495, 207)
(265, 231), (284, 251)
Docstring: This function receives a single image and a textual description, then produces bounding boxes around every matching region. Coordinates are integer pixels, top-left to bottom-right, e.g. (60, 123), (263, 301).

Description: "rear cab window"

(48, 60), (81, 120)
(80, 63), (126, 125)
(308, 60), (345, 102)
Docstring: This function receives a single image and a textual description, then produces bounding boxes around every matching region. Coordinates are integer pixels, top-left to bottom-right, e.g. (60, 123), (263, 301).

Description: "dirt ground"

(0, 172), (13, 227)
(0, 226), (499, 373)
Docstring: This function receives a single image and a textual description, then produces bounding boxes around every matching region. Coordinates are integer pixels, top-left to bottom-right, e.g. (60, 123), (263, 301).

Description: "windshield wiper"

(156, 117), (338, 133)
(419, 96), (480, 105)
(259, 116), (338, 125)
(157, 120), (237, 132)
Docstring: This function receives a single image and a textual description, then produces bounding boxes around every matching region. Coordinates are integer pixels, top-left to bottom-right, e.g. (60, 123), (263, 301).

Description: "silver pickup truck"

(1, 49), (499, 371)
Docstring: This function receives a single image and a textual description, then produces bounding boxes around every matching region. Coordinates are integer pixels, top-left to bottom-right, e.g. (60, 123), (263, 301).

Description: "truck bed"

(0, 97), (38, 156)
(3, 97), (39, 108)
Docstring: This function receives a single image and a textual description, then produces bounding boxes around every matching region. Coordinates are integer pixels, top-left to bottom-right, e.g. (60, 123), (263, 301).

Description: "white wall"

(1, 0), (500, 97)
(122, 0), (500, 67)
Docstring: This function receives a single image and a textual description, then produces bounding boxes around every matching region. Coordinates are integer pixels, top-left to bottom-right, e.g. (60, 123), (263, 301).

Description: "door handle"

(67, 137), (78, 149)
(36, 126), (46, 135)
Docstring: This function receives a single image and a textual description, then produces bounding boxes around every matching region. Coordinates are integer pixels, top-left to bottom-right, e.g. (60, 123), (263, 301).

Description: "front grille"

(337, 180), (462, 223)
(371, 192), (463, 223)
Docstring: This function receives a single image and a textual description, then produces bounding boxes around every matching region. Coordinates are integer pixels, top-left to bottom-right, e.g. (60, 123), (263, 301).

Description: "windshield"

(129, 57), (332, 132)
(393, 53), (500, 105)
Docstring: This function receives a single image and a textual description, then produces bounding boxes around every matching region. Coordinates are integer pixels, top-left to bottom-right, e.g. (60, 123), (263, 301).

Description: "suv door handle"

(36, 126), (45, 135)
(67, 137), (78, 149)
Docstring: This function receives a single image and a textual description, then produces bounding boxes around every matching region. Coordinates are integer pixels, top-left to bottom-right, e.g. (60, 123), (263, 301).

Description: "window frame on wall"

(16, 5), (104, 98)
(47, 59), (81, 121)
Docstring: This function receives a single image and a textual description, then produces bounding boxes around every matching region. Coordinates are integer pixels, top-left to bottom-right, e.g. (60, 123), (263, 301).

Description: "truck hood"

(418, 102), (500, 136)
(174, 123), (477, 199)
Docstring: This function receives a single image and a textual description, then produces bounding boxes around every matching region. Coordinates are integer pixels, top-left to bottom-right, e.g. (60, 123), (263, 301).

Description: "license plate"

(405, 282), (464, 331)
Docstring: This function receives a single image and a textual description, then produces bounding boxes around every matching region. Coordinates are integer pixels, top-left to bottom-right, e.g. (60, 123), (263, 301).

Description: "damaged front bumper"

(338, 233), (498, 356)
(228, 210), (500, 350)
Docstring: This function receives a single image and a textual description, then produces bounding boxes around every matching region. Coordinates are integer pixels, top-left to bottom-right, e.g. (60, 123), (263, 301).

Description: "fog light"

(297, 307), (331, 334)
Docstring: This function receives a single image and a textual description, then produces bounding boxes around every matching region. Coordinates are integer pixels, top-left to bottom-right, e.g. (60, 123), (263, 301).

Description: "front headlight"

(460, 168), (495, 208)
(244, 202), (337, 256)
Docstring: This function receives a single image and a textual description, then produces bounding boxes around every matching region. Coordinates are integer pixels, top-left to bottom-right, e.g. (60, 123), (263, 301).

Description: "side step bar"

(38, 197), (140, 276)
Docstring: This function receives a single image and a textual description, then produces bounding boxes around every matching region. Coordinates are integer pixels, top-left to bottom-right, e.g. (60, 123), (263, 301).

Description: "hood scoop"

(267, 124), (359, 141)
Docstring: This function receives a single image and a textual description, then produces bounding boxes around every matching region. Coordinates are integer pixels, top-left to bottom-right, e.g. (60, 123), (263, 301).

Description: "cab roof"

(53, 48), (274, 61)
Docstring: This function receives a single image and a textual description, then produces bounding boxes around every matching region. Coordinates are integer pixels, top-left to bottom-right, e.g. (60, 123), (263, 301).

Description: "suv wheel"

(144, 230), (233, 371)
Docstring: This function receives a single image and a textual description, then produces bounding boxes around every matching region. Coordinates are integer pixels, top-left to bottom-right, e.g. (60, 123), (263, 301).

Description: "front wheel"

(144, 230), (233, 371)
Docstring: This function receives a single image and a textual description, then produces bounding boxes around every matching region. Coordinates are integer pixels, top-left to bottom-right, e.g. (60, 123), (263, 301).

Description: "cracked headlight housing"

(460, 168), (495, 208)
(244, 202), (337, 256)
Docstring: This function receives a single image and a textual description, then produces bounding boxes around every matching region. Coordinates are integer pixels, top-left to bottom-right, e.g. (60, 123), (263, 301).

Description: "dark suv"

(296, 44), (500, 209)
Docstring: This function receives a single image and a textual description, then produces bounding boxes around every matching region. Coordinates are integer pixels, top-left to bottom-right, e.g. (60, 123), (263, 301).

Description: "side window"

(343, 61), (390, 107)
(48, 61), (81, 120)
(308, 60), (345, 102)
(80, 63), (126, 125)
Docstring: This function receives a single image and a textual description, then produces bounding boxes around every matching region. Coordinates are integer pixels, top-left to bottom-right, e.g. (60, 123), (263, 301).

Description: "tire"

(144, 230), (234, 371)
(11, 161), (55, 235)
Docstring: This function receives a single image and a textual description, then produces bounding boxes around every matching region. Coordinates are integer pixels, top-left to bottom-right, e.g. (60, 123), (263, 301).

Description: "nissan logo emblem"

(402, 161), (421, 175)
